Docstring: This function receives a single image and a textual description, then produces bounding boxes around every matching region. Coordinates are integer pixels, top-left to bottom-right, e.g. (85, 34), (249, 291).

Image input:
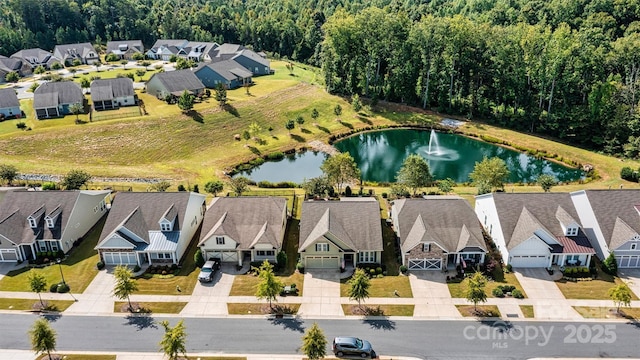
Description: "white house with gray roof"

(0, 190), (111, 262)
(571, 189), (640, 268)
(146, 39), (188, 61)
(90, 78), (136, 110)
(53, 42), (99, 65)
(391, 197), (486, 270)
(33, 81), (84, 119)
(475, 193), (595, 268)
(299, 199), (383, 270)
(198, 197), (288, 266)
(95, 192), (206, 266)
(0, 88), (21, 119)
(106, 40), (144, 60)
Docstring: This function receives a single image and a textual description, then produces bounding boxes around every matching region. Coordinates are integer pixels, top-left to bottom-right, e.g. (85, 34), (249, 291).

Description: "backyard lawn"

(341, 304), (414, 316)
(229, 272), (304, 296)
(447, 269), (527, 299)
(113, 301), (186, 314)
(555, 268), (639, 300)
(456, 305), (501, 318)
(340, 275), (413, 298)
(0, 216), (105, 293)
(133, 240), (200, 295)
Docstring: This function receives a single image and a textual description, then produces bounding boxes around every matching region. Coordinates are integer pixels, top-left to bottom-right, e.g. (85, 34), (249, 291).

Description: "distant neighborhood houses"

(0, 88), (22, 119)
(90, 78), (136, 111)
(33, 81), (84, 119)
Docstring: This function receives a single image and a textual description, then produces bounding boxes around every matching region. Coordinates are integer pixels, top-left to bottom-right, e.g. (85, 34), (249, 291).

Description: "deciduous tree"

(0, 164), (18, 185)
(301, 322), (327, 360)
(320, 153), (360, 194)
(229, 176), (249, 196)
(214, 83), (227, 108)
(285, 119), (295, 134)
(537, 174), (558, 192)
(466, 271), (487, 312)
(397, 154), (432, 196)
(608, 283), (632, 314)
(255, 260), (283, 310)
(113, 265), (138, 312)
(61, 169), (91, 190)
(29, 318), (56, 360)
(469, 157), (510, 194)
(204, 180), (224, 197)
(348, 268), (370, 310)
(28, 270), (47, 308)
(159, 320), (187, 360)
(69, 102), (84, 123)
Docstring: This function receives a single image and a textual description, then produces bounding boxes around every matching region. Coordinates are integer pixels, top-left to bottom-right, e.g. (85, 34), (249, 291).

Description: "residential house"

(90, 78), (136, 110)
(146, 70), (205, 99)
(0, 88), (21, 119)
(571, 190), (640, 268)
(0, 55), (22, 80)
(95, 192), (206, 266)
(198, 197), (288, 266)
(53, 43), (99, 65)
(10, 48), (59, 74)
(194, 60), (253, 89)
(146, 39), (188, 61)
(391, 197), (487, 271)
(0, 190), (111, 262)
(231, 49), (271, 76)
(105, 40), (144, 60)
(211, 43), (245, 61)
(181, 42), (219, 62)
(299, 199), (383, 270)
(475, 193), (595, 268)
(33, 81), (84, 119)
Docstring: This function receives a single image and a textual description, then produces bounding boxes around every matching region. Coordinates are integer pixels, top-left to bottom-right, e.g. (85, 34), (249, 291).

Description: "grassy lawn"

(456, 305), (501, 318)
(573, 306), (640, 320)
(113, 301), (186, 314)
(133, 238), (199, 295)
(0, 298), (75, 311)
(0, 216), (105, 293)
(227, 303), (300, 315)
(555, 267), (639, 300)
(37, 355), (116, 360)
(447, 269), (527, 299)
(282, 219), (301, 275)
(229, 272), (304, 296)
(341, 304), (414, 316)
(520, 305), (534, 318)
(340, 275), (412, 298)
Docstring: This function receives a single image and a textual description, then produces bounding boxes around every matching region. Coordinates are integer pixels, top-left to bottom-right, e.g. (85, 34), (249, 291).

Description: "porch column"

(30, 243), (36, 258)
(238, 251), (242, 267)
(455, 254), (460, 266)
(480, 253), (485, 263)
(136, 253), (141, 267)
(173, 252), (177, 265)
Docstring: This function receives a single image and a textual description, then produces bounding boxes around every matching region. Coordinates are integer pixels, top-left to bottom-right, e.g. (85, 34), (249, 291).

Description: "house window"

(484, 215), (487, 225)
(51, 243), (58, 252)
(316, 243), (329, 252)
(46, 218), (54, 228)
(160, 223), (171, 231)
(157, 253), (171, 259)
(632, 243), (638, 250)
(489, 224), (493, 235)
(257, 250), (275, 256)
(567, 227), (578, 236)
(216, 237), (225, 245)
(39, 242), (47, 251)
(28, 217), (37, 228)
(358, 251), (376, 263)
(423, 243), (431, 252)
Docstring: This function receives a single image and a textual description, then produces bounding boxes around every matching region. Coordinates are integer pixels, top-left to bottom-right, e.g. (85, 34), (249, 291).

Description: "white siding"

(475, 194), (509, 264)
(61, 191), (110, 253)
(177, 193), (206, 262)
(571, 191), (609, 259)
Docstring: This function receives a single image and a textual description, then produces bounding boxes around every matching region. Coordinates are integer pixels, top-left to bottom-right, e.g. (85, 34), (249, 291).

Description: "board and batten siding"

(571, 190), (609, 259)
(475, 194), (509, 264)
(61, 191), (110, 254)
(176, 193), (206, 262)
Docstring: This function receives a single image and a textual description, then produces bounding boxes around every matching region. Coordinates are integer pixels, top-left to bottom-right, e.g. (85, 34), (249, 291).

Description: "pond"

(236, 129), (584, 184)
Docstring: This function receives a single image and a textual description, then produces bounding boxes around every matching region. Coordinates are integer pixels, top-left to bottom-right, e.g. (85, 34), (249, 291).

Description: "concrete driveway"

(514, 268), (581, 320)
(181, 270), (233, 316)
(298, 270), (342, 317)
(619, 268), (640, 298)
(409, 272), (461, 318)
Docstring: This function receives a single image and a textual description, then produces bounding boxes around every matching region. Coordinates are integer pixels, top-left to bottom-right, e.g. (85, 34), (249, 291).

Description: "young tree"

(469, 156), (510, 194)
(177, 90), (194, 113)
(603, 252), (618, 275)
(150, 181), (171, 192)
(120, 60), (128, 69)
(437, 178), (456, 194)
(229, 176), (249, 196)
(61, 169), (91, 190)
(34, 65), (46, 75)
(334, 104), (342, 116)
(159, 319), (187, 360)
(311, 108), (319, 121)
(608, 283), (632, 314)
(0, 164), (19, 185)
(537, 174), (558, 192)
(29, 318), (56, 360)
(214, 83), (227, 108)
(320, 153), (361, 194)
(204, 180), (224, 196)
(249, 122), (262, 139)
(113, 265), (138, 312)
(296, 115), (305, 128)
(5, 71), (19, 82)
(466, 271), (488, 312)
(348, 268), (370, 310)
(302, 176), (334, 198)
(28, 270), (47, 308)
(301, 322), (327, 360)
(242, 130), (251, 144)
(396, 154), (432, 196)
(255, 260), (283, 310)
(285, 119), (295, 134)
(80, 77), (91, 92)
(351, 94), (362, 112)
(69, 102), (84, 123)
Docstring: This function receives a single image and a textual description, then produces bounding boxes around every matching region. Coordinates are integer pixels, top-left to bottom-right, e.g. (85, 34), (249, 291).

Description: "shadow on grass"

(358, 115), (373, 125)
(301, 128), (312, 134)
(268, 314), (305, 333)
(248, 146), (261, 155)
(316, 125), (330, 134)
(290, 134), (306, 142)
(125, 312), (157, 331)
(187, 110), (203, 123)
(271, 304), (298, 315)
(224, 104), (240, 117)
(339, 121), (353, 129)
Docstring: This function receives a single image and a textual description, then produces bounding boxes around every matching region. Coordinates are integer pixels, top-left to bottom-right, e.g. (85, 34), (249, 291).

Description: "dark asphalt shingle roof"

(33, 82), (83, 108)
(581, 190), (640, 250)
(233, 49), (269, 67)
(106, 40), (144, 54)
(90, 78), (134, 101)
(0, 88), (20, 108)
(149, 70), (204, 96)
(195, 60), (253, 81)
(0, 55), (22, 73)
(10, 48), (56, 66)
(54, 43), (97, 61)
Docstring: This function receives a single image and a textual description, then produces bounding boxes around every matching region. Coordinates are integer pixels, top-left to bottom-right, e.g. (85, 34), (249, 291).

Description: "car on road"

(198, 259), (220, 282)
(332, 336), (375, 358)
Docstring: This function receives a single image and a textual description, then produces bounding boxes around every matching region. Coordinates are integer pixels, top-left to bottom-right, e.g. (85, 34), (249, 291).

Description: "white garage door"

(510, 255), (548, 268)
(408, 258), (442, 270)
(103, 252), (137, 265)
(305, 256), (339, 269)
(207, 250), (238, 263)
(0, 249), (18, 262)
(616, 256), (640, 268)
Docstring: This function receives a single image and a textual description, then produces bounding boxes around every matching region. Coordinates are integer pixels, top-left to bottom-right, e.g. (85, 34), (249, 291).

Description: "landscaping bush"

(194, 249), (205, 268)
(345, 185), (352, 197)
(499, 285), (516, 293)
(376, 267), (383, 275)
(492, 287), (505, 297)
(133, 265), (141, 272)
(506, 264), (512, 273)
(265, 152), (285, 160)
(511, 289), (524, 299)
(56, 283), (70, 293)
(603, 252), (618, 275)
(96, 261), (105, 270)
(399, 265), (408, 273)
(276, 251), (287, 271)
(620, 167), (638, 182)
(296, 261), (304, 273)
(381, 192), (388, 199)
(42, 182), (58, 190)
(49, 283), (58, 293)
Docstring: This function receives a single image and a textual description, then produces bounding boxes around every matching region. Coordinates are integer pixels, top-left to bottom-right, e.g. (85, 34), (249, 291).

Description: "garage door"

(0, 249), (18, 262)
(103, 252), (137, 265)
(207, 251), (238, 263)
(510, 255), (548, 268)
(305, 256), (339, 269)
(408, 258), (442, 270)
(616, 256), (640, 268)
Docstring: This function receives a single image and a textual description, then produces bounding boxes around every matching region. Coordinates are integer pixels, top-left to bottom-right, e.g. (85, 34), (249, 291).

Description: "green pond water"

(237, 129), (584, 184)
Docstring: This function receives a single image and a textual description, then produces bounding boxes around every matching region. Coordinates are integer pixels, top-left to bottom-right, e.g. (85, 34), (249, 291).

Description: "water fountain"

(427, 129), (441, 155)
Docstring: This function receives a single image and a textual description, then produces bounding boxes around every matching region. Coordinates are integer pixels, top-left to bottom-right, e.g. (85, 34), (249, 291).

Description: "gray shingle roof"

(10, 48), (56, 67)
(214, 43), (244, 56)
(150, 39), (188, 49)
(149, 70), (204, 96)
(90, 78), (134, 101)
(106, 40), (144, 54)
(33, 81), (83, 108)
(0, 88), (19, 108)
(54, 43), (97, 61)
(184, 42), (219, 59)
(195, 60), (252, 81)
(393, 197), (486, 253)
(299, 200), (383, 252)
(582, 190), (640, 250)
(0, 55), (22, 73)
(0, 190), (82, 245)
(490, 193), (582, 250)
(233, 49), (269, 67)
(198, 197), (287, 250)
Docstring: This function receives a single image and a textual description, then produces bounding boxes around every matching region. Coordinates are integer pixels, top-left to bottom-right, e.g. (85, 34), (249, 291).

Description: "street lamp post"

(56, 258), (66, 285)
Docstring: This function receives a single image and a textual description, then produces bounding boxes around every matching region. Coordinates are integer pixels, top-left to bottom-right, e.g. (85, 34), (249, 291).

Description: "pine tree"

(301, 322), (327, 360)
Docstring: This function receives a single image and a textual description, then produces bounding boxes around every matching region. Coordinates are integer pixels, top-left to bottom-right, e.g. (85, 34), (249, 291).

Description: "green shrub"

(49, 283), (58, 293)
(42, 182), (58, 190)
(376, 267), (383, 274)
(296, 261), (304, 273)
(369, 268), (376, 276)
(57, 283), (70, 293)
(399, 265), (408, 273)
(276, 251), (288, 270)
(381, 192), (388, 199)
(501, 285), (516, 292)
(603, 252), (618, 275)
(194, 249), (205, 268)
(96, 261), (105, 270)
(506, 264), (513, 273)
(492, 287), (504, 297)
(621, 167), (637, 182)
(511, 289), (524, 299)
(265, 152), (285, 160)
(133, 265), (141, 272)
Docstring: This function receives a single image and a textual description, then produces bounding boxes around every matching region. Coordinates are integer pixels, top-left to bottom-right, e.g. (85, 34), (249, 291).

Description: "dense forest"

(1, 0), (640, 156)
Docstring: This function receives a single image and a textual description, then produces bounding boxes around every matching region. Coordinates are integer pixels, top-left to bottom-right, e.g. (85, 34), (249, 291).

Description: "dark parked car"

(198, 259), (220, 282)
(332, 336), (374, 358)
